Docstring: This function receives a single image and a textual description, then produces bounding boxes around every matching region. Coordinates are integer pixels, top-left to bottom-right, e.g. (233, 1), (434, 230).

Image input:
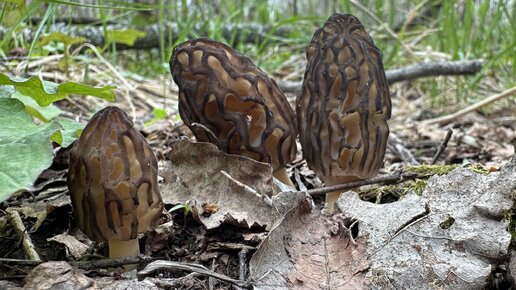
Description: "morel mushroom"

(68, 106), (163, 261)
(296, 14), (391, 212)
(170, 38), (297, 187)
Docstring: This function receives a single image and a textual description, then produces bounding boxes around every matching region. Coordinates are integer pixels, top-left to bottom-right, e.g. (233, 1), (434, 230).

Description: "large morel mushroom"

(296, 14), (392, 212)
(170, 38), (298, 187)
(68, 106), (163, 261)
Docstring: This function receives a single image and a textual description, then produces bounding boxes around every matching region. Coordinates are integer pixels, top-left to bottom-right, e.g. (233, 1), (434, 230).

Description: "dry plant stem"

(273, 167), (295, 188)
(221, 170), (273, 207)
(308, 173), (407, 198)
(137, 260), (252, 289)
(421, 86), (516, 126)
(5, 208), (41, 261)
(431, 129), (453, 165)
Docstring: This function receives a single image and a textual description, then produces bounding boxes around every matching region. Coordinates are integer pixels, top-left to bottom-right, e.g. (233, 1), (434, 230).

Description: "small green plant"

(0, 72), (116, 203)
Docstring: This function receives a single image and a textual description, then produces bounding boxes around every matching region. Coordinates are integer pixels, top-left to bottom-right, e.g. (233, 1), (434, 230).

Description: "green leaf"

(106, 29), (146, 46)
(40, 32), (86, 46)
(144, 107), (167, 126)
(50, 117), (83, 147)
(0, 98), (62, 203)
(0, 73), (116, 106)
(12, 92), (62, 122)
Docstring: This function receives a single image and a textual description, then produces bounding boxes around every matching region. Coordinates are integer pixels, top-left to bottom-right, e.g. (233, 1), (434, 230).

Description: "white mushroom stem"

(109, 239), (140, 270)
(273, 167), (295, 189)
(324, 176), (361, 213)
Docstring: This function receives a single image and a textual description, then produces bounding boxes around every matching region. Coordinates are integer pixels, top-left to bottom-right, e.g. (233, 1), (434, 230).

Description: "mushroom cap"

(68, 106), (163, 242)
(296, 14), (391, 182)
(170, 38), (297, 171)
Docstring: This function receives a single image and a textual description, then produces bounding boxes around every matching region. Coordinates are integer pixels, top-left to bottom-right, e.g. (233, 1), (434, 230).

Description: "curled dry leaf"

(160, 139), (273, 229)
(249, 191), (370, 289)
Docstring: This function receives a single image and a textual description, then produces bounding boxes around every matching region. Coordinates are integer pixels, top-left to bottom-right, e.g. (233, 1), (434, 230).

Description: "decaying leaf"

(160, 139), (273, 229)
(47, 232), (89, 259)
(249, 191), (370, 289)
(336, 154), (516, 289)
(24, 261), (95, 290)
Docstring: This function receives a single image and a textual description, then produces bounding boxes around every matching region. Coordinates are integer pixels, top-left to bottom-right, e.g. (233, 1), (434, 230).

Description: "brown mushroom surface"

(170, 38), (297, 187)
(296, 14), (391, 211)
(68, 106), (163, 260)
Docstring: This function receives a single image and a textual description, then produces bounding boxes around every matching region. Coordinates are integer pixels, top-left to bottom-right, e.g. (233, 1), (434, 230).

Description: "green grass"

(1, 0), (513, 110)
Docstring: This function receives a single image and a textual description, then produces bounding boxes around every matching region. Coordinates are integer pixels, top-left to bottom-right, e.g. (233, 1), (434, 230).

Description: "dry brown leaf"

(160, 140), (273, 229)
(47, 233), (89, 259)
(250, 191), (370, 290)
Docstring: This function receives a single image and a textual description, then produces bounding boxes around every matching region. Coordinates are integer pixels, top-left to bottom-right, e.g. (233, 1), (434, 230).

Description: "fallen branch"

(420, 86), (516, 126)
(385, 59), (483, 84)
(276, 59), (484, 93)
(137, 260), (252, 289)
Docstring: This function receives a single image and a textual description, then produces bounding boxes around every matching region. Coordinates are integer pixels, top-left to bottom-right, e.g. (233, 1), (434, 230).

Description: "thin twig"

(420, 86), (516, 126)
(431, 129), (453, 165)
(6, 208), (41, 261)
(307, 173), (412, 198)
(220, 170), (272, 207)
(137, 260), (252, 289)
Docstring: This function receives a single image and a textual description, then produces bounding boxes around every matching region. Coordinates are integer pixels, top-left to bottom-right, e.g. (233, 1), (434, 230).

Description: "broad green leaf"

(0, 85), (62, 121)
(13, 92), (62, 122)
(0, 73), (116, 106)
(40, 32), (86, 46)
(106, 29), (146, 46)
(0, 98), (62, 202)
(50, 117), (83, 147)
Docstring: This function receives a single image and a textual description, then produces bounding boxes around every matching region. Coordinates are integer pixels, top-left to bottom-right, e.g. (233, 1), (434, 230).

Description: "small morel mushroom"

(68, 106), (163, 262)
(296, 14), (391, 212)
(170, 38), (298, 187)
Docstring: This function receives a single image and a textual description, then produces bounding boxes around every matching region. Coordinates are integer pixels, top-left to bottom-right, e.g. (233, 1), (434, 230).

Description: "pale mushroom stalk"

(324, 176), (360, 213)
(296, 14), (392, 213)
(170, 38), (298, 191)
(109, 240), (140, 259)
(68, 106), (163, 270)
